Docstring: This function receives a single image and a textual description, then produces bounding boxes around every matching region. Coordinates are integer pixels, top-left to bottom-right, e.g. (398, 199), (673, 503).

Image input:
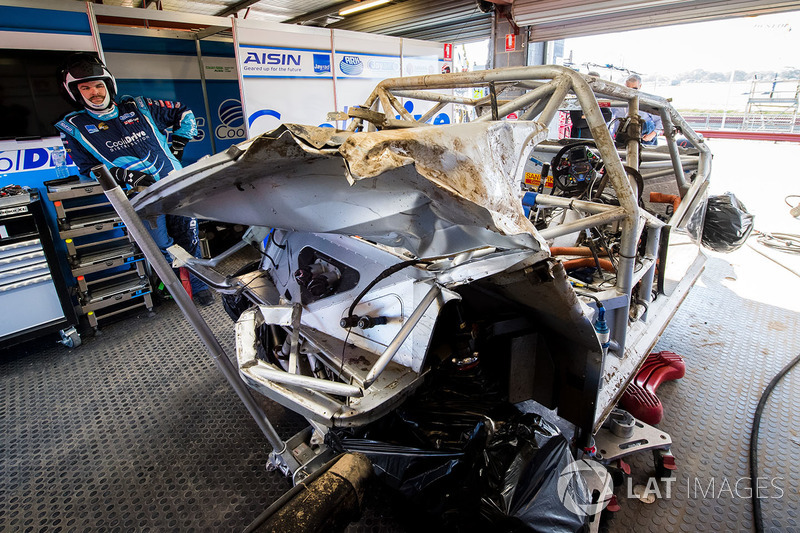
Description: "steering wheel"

(551, 142), (603, 195)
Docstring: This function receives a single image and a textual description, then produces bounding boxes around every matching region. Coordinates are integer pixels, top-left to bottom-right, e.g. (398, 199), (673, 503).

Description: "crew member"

(55, 53), (214, 306)
(625, 74), (662, 146)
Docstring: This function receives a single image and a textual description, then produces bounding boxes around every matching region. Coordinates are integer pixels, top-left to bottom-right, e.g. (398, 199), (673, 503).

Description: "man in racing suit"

(55, 53), (214, 306)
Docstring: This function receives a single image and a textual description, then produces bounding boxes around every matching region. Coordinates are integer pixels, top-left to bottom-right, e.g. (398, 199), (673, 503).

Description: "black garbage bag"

(701, 192), (754, 252)
(480, 414), (590, 533)
(327, 364), (504, 501)
(325, 433), (468, 497)
(327, 414), (489, 531)
(327, 361), (589, 532)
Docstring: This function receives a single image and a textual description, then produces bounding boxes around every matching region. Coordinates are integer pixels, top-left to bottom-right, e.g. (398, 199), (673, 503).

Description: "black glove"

(171, 135), (190, 163)
(109, 167), (156, 188)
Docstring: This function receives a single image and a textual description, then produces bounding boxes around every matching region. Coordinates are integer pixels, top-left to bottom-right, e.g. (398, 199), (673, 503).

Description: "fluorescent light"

(339, 0), (392, 16)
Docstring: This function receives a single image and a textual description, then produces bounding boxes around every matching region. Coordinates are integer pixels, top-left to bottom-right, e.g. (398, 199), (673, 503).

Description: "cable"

(339, 327), (352, 377)
(574, 290), (603, 308)
(346, 259), (428, 319)
(592, 227), (618, 272)
(585, 232), (605, 273)
(622, 165), (645, 206)
(269, 228), (287, 249)
(755, 232), (800, 255)
(337, 259), (431, 372)
(251, 242), (278, 269)
(747, 240), (800, 279)
(750, 352), (800, 533)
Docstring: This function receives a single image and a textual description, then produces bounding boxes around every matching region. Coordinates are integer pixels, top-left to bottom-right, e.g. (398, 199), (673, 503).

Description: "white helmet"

(61, 53), (117, 111)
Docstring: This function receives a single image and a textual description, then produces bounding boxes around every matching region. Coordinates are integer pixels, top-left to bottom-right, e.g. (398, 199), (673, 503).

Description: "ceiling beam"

(282, 1), (350, 24)
(215, 0), (262, 17)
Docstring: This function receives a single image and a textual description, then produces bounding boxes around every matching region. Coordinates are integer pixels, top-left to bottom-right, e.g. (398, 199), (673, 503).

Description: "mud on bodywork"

(134, 121), (549, 259)
(131, 65), (711, 455)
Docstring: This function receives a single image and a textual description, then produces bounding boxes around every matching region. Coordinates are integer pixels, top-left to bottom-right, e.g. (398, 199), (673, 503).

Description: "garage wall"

(99, 29), (244, 165)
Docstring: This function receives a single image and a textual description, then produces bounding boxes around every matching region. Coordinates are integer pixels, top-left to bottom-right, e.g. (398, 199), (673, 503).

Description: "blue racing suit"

(55, 96), (209, 295)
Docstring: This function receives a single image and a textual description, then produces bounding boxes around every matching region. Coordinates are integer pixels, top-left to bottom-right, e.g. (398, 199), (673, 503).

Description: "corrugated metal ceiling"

(514, 0), (800, 41)
(86, 0), (800, 45)
(329, 0), (491, 43)
(91, 0), (489, 43)
(90, 0), (346, 22)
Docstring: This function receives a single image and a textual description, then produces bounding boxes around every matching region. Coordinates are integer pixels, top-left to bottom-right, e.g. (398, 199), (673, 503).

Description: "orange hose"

(550, 246), (608, 257)
(562, 257), (615, 272)
(649, 192), (680, 212)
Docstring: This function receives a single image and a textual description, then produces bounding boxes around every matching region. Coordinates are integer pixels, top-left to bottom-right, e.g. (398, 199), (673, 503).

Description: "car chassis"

(100, 65), (710, 483)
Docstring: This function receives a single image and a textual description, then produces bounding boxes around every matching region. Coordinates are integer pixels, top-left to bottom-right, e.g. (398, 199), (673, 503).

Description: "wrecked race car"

(119, 65), (710, 526)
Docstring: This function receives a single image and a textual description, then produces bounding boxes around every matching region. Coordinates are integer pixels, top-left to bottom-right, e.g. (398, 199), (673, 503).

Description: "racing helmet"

(61, 53), (118, 110)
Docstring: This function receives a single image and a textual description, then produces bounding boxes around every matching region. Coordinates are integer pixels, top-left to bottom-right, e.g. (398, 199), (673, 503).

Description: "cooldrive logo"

(215, 99), (246, 140)
(105, 131), (148, 152)
(556, 459), (614, 517)
(313, 53), (331, 74)
(339, 55), (364, 76)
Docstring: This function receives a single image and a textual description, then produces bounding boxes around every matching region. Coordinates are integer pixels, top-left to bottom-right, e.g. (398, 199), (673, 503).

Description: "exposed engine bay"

(127, 65), (711, 526)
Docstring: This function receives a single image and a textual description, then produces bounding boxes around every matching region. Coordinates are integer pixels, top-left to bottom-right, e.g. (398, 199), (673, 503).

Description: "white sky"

(564, 10), (800, 77)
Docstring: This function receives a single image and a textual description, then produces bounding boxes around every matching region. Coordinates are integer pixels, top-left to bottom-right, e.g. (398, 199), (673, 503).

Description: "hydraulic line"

(750, 352), (800, 533)
(550, 247), (608, 257)
(562, 257), (615, 272)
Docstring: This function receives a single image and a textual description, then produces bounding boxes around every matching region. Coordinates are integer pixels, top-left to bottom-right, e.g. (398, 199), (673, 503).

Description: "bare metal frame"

(341, 65), (711, 356)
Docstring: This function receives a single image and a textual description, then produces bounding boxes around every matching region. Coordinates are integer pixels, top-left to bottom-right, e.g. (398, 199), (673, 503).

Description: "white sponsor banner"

(244, 78), (335, 136)
(233, 20), (452, 136)
(0, 30), (94, 52)
(403, 55), (439, 76)
(239, 46), (333, 79)
(333, 52), (400, 79)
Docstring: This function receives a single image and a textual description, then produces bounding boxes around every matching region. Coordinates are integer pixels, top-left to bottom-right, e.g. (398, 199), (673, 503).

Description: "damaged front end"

(127, 65), (710, 526)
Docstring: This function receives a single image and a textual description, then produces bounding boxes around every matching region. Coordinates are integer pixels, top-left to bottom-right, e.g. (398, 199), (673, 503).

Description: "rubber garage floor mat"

(605, 253), (800, 533)
(0, 299), (306, 532)
(1, 252), (798, 532)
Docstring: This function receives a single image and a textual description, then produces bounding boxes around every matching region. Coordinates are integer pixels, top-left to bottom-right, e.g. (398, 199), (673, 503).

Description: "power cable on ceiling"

(453, 3), (480, 45)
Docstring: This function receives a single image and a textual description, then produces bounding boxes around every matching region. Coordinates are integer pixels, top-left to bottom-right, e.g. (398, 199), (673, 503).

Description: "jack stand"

(594, 409), (673, 466)
(279, 426), (337, 485)
(591, 409), (675, 526)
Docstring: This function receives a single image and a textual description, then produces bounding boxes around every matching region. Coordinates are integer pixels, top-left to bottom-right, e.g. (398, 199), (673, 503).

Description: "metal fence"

(679, 112), (800, 133)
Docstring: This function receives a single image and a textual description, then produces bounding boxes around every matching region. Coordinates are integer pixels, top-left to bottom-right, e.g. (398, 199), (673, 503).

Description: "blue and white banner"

(104, 35), (245, 163)
(334, 52), (400, 79)
(404, 55), (440, 76)
(0, 142), (76, 176)
(233, 20), (451, 137)
(240, 46), (333, 78)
